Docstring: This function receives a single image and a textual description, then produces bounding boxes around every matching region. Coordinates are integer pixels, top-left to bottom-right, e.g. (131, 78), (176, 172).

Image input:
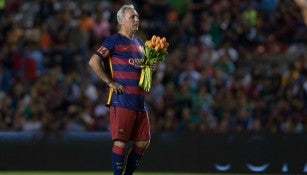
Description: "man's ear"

(118, 19), (123, 25)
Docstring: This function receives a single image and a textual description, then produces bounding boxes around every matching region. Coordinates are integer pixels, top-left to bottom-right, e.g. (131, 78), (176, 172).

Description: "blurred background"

(0, 0), (306, 174)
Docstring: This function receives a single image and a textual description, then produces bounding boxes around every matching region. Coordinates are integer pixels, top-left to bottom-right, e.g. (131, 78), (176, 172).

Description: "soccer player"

(88, 4), (150, 175)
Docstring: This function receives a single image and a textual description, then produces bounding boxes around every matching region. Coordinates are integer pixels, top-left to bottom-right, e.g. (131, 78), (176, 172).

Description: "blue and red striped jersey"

(95, 32), (146, 111)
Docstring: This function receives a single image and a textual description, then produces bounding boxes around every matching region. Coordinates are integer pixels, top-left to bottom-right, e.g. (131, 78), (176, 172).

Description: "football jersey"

(95, 33), (146, 111)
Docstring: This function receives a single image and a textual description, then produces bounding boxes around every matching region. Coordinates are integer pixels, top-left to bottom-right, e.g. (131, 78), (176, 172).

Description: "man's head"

(117, 4), (140, 34)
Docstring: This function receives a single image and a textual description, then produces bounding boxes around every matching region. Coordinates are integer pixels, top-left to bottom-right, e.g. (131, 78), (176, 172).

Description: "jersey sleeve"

(95, 37), (115, 60)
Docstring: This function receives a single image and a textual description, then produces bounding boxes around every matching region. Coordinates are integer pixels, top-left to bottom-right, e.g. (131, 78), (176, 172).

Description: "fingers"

(150, 62), (158, 70)
(115, 84), (124, 93)
(109, 82), (125, 93)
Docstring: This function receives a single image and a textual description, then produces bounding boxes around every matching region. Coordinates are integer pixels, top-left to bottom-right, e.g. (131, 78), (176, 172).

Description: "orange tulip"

(155, 43), (161, 51)
(165, 42), (169, 48)
(161, 37), (166, 43)
(151, 35), (157, 42)
(156, 36), (160, 42)
(160, 43), (165, 50)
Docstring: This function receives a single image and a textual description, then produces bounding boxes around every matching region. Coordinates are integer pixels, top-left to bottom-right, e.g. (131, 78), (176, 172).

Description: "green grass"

(0, 172), (203, 175)
(0, 172), (198, 175)
(0, 172), (259, 175)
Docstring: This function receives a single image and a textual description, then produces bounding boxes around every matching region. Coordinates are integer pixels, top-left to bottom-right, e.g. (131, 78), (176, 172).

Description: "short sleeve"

(95, 36), (115, 59)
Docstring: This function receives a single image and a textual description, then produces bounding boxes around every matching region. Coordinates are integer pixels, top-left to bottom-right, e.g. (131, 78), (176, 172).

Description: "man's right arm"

(88, 54), (113, 85)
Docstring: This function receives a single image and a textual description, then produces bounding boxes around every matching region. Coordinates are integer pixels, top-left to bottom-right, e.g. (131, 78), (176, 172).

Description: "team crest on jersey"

(97, 46), (110, 57)
(119, 129), (125, 135)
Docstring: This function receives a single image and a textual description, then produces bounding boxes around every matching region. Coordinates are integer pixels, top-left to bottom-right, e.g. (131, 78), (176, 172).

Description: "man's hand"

(108, 81), (125, 94)
(150, 61), (158, 71)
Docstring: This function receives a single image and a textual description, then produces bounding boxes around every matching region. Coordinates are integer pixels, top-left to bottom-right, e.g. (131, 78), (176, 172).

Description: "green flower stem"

(139, 66), (152, 92)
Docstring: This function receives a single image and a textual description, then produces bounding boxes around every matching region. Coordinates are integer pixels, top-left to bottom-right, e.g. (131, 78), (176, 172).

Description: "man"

(88, 4), (150, 175)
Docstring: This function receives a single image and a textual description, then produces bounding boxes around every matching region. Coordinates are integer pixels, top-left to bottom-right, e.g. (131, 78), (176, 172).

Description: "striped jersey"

(95, 32), (146, 111)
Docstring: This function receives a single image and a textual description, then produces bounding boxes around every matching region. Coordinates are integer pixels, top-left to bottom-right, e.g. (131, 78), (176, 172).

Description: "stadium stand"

(0, 0), (306, 134)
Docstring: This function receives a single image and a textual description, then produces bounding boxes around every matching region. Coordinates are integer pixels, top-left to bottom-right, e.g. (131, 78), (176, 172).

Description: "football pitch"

(0, 172), (257, 175)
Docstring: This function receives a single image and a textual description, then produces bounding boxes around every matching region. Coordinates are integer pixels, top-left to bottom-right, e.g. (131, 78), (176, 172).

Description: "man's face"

(119, 8), (140, 33)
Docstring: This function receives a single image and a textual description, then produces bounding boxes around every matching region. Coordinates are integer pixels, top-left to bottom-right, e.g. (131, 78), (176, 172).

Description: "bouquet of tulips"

(139, 35), (169, 92)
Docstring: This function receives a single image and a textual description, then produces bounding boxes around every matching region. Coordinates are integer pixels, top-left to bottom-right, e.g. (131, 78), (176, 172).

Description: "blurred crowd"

(0, 0), (307, 134)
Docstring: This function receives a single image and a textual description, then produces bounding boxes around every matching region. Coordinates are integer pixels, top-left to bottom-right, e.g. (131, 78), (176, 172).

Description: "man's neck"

(119, 30), (134, 39)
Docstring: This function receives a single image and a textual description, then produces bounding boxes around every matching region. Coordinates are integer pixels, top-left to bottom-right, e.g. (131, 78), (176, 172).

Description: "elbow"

(88, 58), (93, 68)
(88, 55), (97, 68)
